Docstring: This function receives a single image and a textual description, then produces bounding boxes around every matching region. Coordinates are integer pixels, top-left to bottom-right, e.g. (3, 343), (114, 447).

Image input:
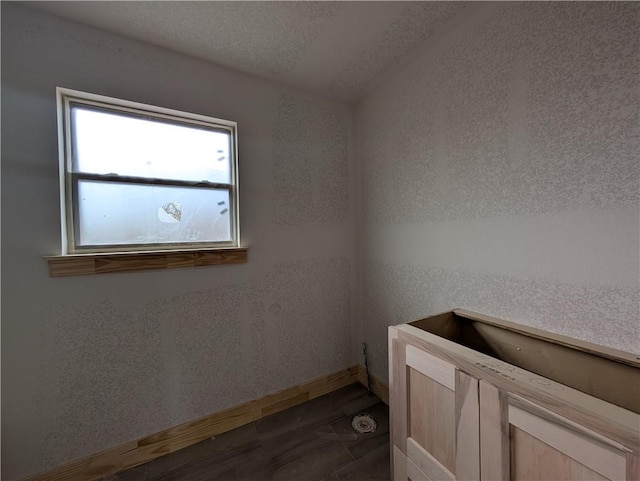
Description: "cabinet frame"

(390, 336), (479, 480)
(389, 309), (640, 481)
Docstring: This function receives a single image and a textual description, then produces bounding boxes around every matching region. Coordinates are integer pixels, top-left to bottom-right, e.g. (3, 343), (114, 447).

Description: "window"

(56, 88), (239, 255)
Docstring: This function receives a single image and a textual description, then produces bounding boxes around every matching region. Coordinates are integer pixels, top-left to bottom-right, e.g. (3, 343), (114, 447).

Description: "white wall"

(1, 4), (356, 479)
(3, 2), (640, 479)
(355, 2), (640, 381)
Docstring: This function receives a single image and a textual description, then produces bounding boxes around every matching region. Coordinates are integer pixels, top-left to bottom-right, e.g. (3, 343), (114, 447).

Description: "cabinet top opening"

(407, 309), (640, 414)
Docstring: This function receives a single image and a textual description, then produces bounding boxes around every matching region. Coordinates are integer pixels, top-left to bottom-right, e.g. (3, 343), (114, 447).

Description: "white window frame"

(56, 87), (240, 255)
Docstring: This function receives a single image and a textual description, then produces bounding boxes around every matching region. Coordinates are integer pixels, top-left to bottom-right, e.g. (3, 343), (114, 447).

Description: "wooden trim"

(393, 445), (408, 481)
(391, 337), (408, 453)
(508, 393), (629, 452)
(479, 380), (509, 481)
(46, 247), (247, 277)
(24, 365), (359, 481)
(394, 445), (435, 481)
(508, 404), (627, 481)
(406, 344), (455, 390)
(628, 453), (640, 480)
(389, 327), (399, 476)
(406, 454), (431, 481)
(407, 436), (455, 481)
(455, 370), (480, 480)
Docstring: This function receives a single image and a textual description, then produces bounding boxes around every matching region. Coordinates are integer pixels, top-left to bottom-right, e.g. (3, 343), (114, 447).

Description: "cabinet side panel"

(408, 367), (455, 473)
(511, 427), (609, 481)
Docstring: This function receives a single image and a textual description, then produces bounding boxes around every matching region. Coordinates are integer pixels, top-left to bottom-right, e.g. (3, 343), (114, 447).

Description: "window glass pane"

(71, 106), (231, 184)
(76, 181), (232, 247)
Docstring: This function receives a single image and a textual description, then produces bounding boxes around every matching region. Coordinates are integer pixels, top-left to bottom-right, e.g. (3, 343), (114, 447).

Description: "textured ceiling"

(24, 1), (470, 103)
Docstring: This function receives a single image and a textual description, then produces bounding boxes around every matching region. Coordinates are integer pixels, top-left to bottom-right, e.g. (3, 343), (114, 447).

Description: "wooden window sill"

(46, 247), (248, 277)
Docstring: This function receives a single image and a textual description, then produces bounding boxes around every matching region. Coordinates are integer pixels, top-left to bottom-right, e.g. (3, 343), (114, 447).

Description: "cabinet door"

(390, 338), (480, 481)
(480, 381), (638, 481)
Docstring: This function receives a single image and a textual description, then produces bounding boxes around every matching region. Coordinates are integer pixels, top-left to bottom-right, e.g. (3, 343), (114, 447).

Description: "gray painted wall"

(3, 2), (639, 480)
(1, 5), (355, 479)
(355, 2), (639, 381)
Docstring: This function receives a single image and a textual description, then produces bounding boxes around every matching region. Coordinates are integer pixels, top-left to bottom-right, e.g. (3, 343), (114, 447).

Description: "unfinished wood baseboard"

(24, 364), (389, 481)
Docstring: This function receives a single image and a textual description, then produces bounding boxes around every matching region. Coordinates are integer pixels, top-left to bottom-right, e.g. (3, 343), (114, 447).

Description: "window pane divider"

(72, 172), (232, 190)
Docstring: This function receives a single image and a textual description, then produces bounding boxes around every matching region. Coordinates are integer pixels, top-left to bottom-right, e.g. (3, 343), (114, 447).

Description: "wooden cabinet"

(390, 338), (479, 480)
(389, 309), (640, 481)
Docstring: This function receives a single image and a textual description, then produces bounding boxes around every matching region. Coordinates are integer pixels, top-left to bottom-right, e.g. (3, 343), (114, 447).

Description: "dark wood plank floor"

(105, 383), (390, 481)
